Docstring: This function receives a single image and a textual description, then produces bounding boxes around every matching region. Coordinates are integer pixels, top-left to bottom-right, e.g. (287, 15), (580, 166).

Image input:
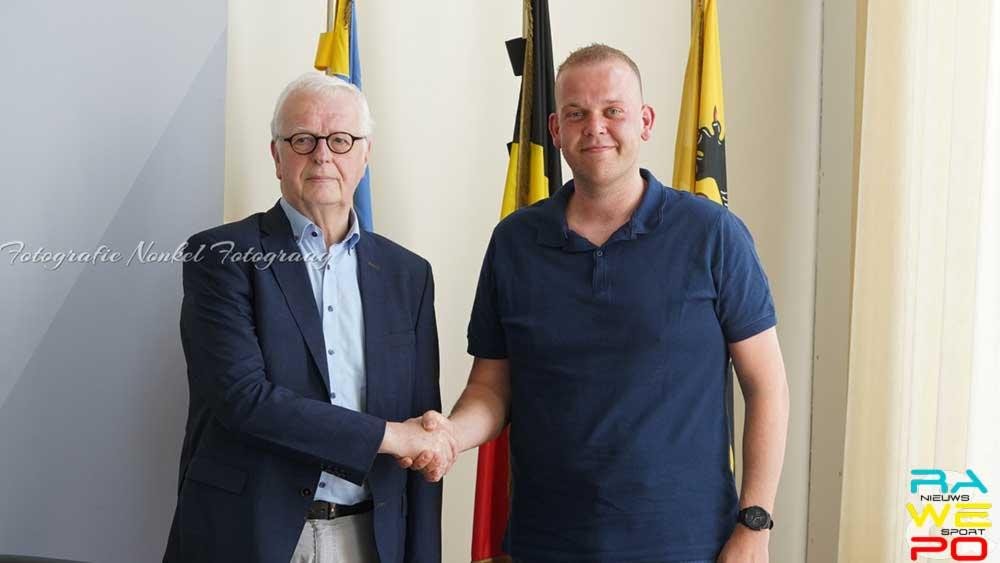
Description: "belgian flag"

(314, 0), (374, 232)
(673, 0), (738, 474)
(500, 0), (561, 216)
(471, 1), (559, 562)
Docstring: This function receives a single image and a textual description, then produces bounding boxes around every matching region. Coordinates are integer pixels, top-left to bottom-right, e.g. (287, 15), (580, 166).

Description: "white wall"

(226, 2), (822, 561)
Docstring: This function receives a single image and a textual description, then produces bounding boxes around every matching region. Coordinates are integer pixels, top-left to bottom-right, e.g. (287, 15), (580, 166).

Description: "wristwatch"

(737, 506), (774, 530)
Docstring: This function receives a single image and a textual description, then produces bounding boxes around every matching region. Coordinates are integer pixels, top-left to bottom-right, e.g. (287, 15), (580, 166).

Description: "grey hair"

(270, 72), (375, 140)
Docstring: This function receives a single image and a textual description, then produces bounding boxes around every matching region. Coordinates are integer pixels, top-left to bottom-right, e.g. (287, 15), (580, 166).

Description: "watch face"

(743, 507), (769, 529)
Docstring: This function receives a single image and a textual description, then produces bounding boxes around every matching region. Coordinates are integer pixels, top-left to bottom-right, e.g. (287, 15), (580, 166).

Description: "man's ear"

(362, 137), (373, 166)
(640, 104), (655, 141)
(548, 113), (562, 149)
(270, 141), (282, 179)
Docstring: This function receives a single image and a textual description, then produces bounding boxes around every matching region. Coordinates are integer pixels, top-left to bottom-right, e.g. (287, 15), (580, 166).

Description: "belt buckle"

(307, 500), (335, 520)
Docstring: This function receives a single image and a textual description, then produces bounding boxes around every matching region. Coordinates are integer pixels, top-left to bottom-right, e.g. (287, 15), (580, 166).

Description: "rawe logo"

(906, 469), (993, 561)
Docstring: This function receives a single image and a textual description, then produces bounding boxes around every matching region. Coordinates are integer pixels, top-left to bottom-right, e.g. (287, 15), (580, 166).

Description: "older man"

(163, 73), (452, 563)
(406, 44), (790, 563)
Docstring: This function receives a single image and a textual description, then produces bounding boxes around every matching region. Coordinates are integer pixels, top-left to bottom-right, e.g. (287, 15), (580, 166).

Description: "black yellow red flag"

(471, 1), (559, 561)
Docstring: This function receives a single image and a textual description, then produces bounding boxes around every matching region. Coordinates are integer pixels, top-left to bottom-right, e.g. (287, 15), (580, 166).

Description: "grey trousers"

(289, 511), (379, 563)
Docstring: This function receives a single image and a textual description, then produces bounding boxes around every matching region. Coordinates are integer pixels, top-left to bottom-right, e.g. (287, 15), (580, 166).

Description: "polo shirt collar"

(535, 168), (666, 247)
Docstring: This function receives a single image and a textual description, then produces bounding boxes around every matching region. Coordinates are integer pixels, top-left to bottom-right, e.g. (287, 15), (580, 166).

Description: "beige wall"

(225, 1), (822, 561)
(807, 0), (858, 561)
(718, 2), (821, 561)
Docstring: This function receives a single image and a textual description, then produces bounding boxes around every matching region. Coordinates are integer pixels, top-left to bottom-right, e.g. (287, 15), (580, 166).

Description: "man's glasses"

(279, 132), (365, 155)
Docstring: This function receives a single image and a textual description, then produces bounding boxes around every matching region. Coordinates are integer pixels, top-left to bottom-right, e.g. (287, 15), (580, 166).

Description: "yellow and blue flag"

(315, 0), (373, 231)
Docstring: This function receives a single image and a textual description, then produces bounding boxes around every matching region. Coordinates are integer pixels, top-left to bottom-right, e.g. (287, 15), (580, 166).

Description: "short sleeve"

(467, 236), (508, 358)
(711, 209), (777, 342)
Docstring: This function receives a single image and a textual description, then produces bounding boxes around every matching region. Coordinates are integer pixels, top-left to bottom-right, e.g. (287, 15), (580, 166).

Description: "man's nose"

(312, 139), (336, 163)
(582, 114), (607, 136)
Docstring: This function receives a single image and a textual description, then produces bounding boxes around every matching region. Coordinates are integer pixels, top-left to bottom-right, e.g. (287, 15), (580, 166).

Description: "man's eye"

(607, 108), (624, 117)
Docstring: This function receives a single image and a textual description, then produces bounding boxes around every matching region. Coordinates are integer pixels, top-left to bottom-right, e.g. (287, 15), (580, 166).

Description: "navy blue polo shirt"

(467, 169), (777, 562)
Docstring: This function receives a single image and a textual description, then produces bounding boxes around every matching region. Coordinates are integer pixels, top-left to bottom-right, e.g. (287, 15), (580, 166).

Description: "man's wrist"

(378, 421), (397, 454)
(730, 523), (771, 546)
(445, 408), (479, 454)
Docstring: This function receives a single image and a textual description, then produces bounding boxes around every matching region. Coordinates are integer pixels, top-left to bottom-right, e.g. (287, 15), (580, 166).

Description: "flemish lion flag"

(472, 1), (559, 562)
(314, 0), (374, 231)
(673, 0), (728, 206)
(673, 0), (738, 475)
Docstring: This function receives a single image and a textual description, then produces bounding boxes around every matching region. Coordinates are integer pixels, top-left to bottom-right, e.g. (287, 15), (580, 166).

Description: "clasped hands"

(382, 411), (457, 482)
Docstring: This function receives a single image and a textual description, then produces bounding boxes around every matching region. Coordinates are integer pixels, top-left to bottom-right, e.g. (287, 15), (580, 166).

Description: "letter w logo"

(906, 503), (951, 527)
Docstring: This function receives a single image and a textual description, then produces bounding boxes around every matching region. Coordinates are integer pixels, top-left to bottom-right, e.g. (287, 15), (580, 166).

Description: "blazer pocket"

(185, 456), (247, 495)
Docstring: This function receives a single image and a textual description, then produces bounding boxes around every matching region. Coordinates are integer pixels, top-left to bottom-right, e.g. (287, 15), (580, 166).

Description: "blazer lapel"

(260, 202), (331, 394)
(355, 234), (390, 420)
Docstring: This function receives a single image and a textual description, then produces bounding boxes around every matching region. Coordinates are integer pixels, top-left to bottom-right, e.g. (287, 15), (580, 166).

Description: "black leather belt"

(306, 499), (373, 520)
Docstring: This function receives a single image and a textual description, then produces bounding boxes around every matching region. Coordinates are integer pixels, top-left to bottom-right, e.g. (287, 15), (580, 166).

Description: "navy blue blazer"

(164, 202), (441, 562)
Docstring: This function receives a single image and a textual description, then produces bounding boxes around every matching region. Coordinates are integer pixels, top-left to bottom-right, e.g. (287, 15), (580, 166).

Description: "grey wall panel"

(0, 0), (226, 409)
(0, 1), (226, 561)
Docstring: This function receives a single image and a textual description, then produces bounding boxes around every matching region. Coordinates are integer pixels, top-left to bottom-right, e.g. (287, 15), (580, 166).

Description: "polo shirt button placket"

(592, 247), (611, 299)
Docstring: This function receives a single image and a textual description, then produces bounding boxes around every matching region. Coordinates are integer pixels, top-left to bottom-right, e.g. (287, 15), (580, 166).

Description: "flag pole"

(515, 0), (535, 207)
(325, 0), (336, 76)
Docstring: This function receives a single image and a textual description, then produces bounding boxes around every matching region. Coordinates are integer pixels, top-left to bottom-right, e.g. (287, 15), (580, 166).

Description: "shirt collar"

(279, 197), (361, 251)
(535, 168), (666, 247)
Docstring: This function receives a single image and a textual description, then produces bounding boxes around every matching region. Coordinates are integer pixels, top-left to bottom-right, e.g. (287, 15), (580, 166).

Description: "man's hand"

(395, 411), (458, 482)
(378, 413), (457, 482)
(716, 524), (769, 563)
(390, 358), (511, 482)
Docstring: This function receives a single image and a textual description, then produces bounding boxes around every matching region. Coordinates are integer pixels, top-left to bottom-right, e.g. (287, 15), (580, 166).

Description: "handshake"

(380, 411), (459, 482)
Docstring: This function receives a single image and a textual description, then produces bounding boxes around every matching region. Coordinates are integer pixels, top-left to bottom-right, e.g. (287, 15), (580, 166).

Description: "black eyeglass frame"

(279, 132), (366, 155)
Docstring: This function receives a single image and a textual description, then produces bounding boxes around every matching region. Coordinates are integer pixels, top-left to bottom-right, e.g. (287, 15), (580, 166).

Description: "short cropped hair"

(556, 43), (643, 96)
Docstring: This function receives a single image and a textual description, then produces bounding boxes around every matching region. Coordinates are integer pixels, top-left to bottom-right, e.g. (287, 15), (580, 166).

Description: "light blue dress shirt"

(279, 198), (369, 505)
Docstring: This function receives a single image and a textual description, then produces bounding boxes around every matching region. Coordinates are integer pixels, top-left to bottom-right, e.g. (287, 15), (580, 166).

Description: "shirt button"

(327, 305), (333, 312)
(300, 488), (312, 497)
(596, 250), (604, 257)
(326, 265), (330, 270)
(327, 349), (334, 355)
(312, 231), (319, 237)
(318, 482), (326, 488)
(330, 391), (337, 399)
